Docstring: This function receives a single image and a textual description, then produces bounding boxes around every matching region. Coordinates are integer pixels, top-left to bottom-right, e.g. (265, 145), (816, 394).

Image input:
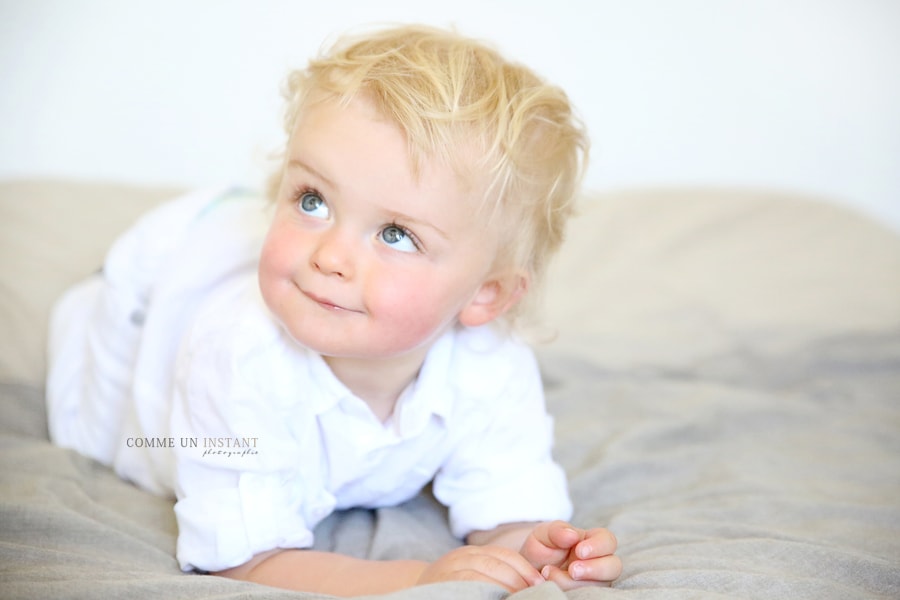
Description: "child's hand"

(520, 521), (621, 589)
(417, 544), (545, 592)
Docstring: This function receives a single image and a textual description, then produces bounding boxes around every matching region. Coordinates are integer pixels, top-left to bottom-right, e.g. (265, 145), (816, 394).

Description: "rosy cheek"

(259, 231), (296, 296)
(369, 275), (442, 333)
(261, 226), (298, 272)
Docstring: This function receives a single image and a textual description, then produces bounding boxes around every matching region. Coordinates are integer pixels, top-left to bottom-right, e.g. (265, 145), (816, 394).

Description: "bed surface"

(2, 180), (899, 598)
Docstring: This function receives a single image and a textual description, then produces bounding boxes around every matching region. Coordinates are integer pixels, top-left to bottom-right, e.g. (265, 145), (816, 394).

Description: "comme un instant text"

(125, 437), (259, 449)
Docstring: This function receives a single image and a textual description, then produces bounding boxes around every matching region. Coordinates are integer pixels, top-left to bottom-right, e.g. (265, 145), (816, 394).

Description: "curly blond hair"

(269, 24), (588, 313)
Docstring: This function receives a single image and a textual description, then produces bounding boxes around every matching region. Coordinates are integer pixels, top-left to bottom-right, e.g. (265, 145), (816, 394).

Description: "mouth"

(301, 289), (360, 314)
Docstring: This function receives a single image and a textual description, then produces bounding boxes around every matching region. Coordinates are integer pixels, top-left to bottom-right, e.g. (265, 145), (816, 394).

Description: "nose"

(310, 228), (354, 279)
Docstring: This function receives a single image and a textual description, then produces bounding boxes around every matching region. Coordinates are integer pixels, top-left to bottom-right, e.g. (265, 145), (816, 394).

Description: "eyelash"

(293, 186), (322, 207)
(385, 221), (423, 252)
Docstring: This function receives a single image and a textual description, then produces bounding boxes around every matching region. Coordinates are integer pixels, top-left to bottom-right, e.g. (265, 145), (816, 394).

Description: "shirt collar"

(392, 328), (455, 437)
(302, 328), (457, 437)
(304, 348), (350, 415)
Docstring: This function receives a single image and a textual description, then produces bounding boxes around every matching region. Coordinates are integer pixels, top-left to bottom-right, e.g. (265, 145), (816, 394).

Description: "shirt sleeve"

(169, 287), (334, 572)
(432, 334), (573, 539)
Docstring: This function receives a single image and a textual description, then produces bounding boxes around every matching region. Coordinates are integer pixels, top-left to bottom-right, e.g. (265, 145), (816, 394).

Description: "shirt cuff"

(174, 472), (320, 572)
(443, 460), (573, 540)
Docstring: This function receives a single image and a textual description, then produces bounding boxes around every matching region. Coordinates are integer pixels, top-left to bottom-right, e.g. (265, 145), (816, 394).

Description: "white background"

(2, 0), (898, 230)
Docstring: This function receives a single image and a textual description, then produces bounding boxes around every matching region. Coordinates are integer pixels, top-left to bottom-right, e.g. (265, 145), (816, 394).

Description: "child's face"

(259, 96), (505, 361)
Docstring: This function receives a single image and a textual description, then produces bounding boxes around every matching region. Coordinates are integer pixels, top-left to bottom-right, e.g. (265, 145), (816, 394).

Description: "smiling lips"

(302, 289), (359, 313)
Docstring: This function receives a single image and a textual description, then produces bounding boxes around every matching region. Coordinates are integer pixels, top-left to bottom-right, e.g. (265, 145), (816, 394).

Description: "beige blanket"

(2, 180), (899, 599)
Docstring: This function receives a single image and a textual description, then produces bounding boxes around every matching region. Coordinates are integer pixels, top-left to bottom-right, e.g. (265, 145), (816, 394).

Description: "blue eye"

(297, 191), (329, 219)
(380, 224), (418, 253)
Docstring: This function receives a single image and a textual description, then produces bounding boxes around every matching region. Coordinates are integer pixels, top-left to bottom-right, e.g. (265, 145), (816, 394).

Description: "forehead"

(292, 91), (490, 195)
(289, 97), (443, 194)
(287, 96), (493, 232)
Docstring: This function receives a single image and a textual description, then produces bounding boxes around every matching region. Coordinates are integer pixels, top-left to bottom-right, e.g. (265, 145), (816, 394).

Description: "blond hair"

(270, 24), (588, 316)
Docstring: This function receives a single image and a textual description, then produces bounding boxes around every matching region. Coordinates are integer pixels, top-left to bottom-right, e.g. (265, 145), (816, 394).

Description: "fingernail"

(577, 543), (592, 559)
(541, 565), (551, 579)
(569, 563), (583, 580)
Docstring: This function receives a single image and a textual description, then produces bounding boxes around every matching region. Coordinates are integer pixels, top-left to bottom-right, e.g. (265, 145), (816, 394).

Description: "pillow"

(0, 180), (182, 386)
(540, 187), (900, 370)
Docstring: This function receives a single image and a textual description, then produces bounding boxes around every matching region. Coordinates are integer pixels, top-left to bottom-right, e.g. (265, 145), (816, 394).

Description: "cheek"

(365, 269), (460, 333)
(260, 224), (299, 274)
(258, 226), (302, 300)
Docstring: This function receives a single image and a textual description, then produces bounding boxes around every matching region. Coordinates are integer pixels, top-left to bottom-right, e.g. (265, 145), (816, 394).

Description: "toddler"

(46, 24), (621, 595)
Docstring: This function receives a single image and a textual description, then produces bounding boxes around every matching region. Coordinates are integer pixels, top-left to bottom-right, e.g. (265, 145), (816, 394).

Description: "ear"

(458, 271), (529, 328)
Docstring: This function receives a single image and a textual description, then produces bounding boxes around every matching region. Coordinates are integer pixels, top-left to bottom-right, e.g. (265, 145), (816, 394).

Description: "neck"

(324, 348), (429, 423)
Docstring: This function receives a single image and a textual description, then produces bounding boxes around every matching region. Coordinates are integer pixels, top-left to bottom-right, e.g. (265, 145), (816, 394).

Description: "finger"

(422, 546), (544, 592)
(567, 554), (623, 584)
(521, 522), (580, 570)
(532, 520), (583, 551)
(540, 564), (605, 591)
(573, 528), (618, 560)
(454, 567), (531, 593)
(468, 546), (546, 589)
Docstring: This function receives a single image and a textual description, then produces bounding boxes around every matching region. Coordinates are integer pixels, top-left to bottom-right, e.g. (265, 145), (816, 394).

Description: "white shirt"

(170, 279), (571, 572)
(73, 189), (572, 573)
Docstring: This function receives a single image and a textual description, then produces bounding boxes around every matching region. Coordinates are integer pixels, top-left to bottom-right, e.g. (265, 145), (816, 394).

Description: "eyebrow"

(386, 210), (449, 241)
(286, 158), (338, 190)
